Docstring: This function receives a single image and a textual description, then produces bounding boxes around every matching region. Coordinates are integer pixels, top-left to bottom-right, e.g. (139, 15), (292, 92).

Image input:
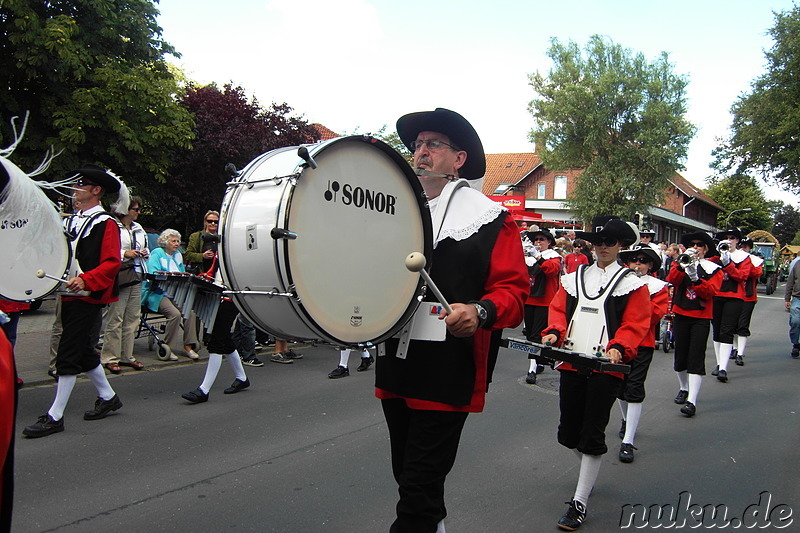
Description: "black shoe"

(241, 357), (264, 367)
(356, 354), (374, 372)
(182, 388), (209, 403)
(536, 364), (545, 374)
(328, 366), (350, 379)
(735, 354), (744, 366)
(84, 394), (123, 420)
(525, 371), (537, 384)
(23, 414), (64, 438)
(284, 349), (303, 360)
(792, 344), (800, 358)
(680, 401), (696, 417)
(618, 419), (626, 440)
(717, 369), (728, 383)
(711, 365), (719, 376)
(729, 349), (738, 360)
(224, 378), (250, 394)
(557, 499), (587, 531)
(674, 390), (688, 404)
(619, 443), (637, 463)
(47, 369), (58, 381)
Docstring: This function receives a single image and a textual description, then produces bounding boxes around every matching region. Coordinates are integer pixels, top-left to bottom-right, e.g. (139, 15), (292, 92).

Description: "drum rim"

(0, 227), (73, 303)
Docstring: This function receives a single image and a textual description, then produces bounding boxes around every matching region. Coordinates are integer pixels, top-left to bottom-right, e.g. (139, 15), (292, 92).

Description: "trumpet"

(678, 249), (699, 267)
(717, 240), (732, 253)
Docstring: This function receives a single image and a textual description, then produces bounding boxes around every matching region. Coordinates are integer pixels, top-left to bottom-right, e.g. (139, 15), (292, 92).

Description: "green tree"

(528, 35), (695, 224)
(0, 0), (194, 189)
(704, 173), (773, 231)
(714, 6), (800, 191)
(773, 202), (800, 245)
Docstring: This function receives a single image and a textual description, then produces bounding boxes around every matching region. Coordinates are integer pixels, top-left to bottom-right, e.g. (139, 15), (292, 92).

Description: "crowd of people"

(0, 106), (795, 533)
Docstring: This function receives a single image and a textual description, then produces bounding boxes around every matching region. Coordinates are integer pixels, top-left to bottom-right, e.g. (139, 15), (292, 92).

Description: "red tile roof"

(482, 153), (542, 195)
(669, 173), (722, 210)
(309, 123), (338, 142)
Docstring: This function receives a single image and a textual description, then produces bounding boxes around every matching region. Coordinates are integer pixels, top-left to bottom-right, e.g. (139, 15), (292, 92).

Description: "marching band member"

(23, 165), (126, 438)
(541, 216), (650, 531)
(616, 245), (670, 464)
(521, 228), (562, 384)
(181, 256), (250, 403)
(666, 232), (722, 417)
(376, 108), (528, 533)
(732, 236), (762, 366)
(709, 228), (752, 382)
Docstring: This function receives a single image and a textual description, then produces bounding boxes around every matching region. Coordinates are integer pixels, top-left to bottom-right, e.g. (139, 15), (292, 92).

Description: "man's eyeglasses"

(206, 219), (219, 224)
(411, 139), (460, 152)
(75, 179), (98, 187)
(597, 237), (619, 247)
(628, 256), (652, 264)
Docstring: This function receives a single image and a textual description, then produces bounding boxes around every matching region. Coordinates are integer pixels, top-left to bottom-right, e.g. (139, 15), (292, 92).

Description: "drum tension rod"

(271, 227), (297, 240)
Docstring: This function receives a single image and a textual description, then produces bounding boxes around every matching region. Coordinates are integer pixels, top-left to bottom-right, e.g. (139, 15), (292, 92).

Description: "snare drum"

(0, 157), (72, 302)
(219, 136), (432, 345)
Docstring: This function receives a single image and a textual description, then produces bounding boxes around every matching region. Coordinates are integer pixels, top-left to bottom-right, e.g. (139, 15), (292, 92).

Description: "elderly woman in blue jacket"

(142, 229), (200, 360)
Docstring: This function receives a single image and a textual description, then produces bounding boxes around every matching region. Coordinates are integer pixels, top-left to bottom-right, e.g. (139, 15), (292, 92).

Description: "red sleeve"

(540, 256), (562, 276)
(749, 262), (763, 279)
(609, 285), (651, 363)
(481, 216), (529, 330)
(0, 329), (15, 501)
(541, 284), (569, 343)
(80, 219), (122, 292)
(669, 264), (721, 301)
(650, 286), (670, 326)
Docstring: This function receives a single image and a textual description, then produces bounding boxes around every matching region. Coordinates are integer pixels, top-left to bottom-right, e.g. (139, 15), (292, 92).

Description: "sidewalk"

(12, 298), (297, 388)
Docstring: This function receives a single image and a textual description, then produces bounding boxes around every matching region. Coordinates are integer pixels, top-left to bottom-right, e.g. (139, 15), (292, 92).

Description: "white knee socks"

(574, 453), (602, 505)
(676, 370), (689, 391)
(622, 403), (642, 445)
(528, 359), (538, 373)
(718, 343), (733, 372)
(48, 375), (76, 421)
(226, 349), (247, 381)
(85, 365), (115, 400)
(200, 353), (223, 393)
(688, 373), (703, 405)
(736, 335), (747, 357)
(339, 349), (350, 368)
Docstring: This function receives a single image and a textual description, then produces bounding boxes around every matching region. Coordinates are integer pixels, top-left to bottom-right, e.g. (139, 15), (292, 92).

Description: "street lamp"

(724, 208), (752, 228)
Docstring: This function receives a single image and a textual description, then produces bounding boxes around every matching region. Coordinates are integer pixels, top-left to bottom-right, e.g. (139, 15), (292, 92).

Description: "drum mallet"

(405, 252), (453, 314)
(35, 269), (68, 284)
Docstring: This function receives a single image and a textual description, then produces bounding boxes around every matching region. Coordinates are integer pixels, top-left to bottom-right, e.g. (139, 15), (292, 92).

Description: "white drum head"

(284, 138), (429, 344)
(0, 158), (71, 302)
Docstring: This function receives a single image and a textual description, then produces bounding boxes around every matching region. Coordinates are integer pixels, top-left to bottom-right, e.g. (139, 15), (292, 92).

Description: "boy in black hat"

(666, 232), (723, 417)
(521, 229), (562, 384)
(376, 108), (528, 533)
(616, 245), (670, 464)
(541, 216), (651, 530)
(23, 165), (125, 438)
(709, 228), (754, 382)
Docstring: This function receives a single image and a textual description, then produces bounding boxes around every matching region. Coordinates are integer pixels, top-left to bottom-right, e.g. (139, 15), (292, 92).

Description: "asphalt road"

(10, 287), (800, 532)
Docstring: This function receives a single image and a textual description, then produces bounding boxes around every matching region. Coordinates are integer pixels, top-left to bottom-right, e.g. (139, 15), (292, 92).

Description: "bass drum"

(0, 156), (72, 302)
(219, 136), (432, 346)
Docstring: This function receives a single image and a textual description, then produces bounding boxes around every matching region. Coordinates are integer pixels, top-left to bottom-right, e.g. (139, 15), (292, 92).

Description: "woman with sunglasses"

(185, 210), (220, 274)
(540, 216), (650, 531)
(101, 196), (149, 374)
(615, 245), (670, 464)
(666, 232), (723, 417)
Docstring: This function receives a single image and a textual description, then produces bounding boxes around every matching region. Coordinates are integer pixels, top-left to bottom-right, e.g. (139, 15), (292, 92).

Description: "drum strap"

(430, 179), (469, 246)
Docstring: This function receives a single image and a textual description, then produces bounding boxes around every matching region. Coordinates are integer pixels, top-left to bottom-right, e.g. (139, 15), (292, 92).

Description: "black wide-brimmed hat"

(525, 229), (555, 246)
(680, 231), (719, 257)
(396, 108), (486, 179)
(639, 229), (656, 238)
(71, 164), (121, 193)
(620, 244), (662, 272)
(576, 215), (639, 247)
(739, 236), (754, 248)
(714, 227), (743, 241)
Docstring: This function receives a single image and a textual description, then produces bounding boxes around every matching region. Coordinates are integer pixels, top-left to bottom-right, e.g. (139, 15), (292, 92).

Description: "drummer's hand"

(202, 250), (214, 259)
(541, 333), (558, 346)
(607, 348), (623, 364)
(66, 275), (86, 293)
(441, 303), (479, 338)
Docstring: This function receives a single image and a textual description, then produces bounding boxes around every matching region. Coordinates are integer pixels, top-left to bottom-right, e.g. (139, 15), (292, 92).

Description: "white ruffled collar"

(642, 274), (669, 295)
(749, 253), (764, 268)
(699, 258), (720, 275)
(730, 248), (749, 264)
(560, 261), (644, 299)
(540, 248), (561, 260)
(428, 180), (504, 248)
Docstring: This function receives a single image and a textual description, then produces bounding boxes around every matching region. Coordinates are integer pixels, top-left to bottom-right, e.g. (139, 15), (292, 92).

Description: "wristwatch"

(471, 302), (488, 328)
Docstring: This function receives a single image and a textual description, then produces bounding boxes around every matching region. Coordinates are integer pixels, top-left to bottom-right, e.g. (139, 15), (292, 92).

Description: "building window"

(554, 176), (567, 199)
(537, 183), (546, 198)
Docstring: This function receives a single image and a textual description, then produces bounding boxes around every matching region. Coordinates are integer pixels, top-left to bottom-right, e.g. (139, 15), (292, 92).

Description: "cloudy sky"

(156, 0), (796, 202)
